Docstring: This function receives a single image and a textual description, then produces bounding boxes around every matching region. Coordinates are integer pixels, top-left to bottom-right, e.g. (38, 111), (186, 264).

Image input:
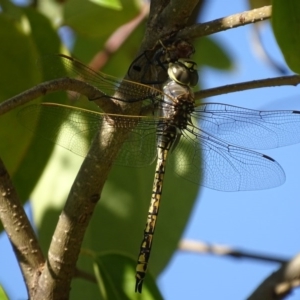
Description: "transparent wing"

(194, 103), (300, 149)
(171, 125), (285, 191)
(43, 54), (163, 105)
(18, 103), (157, 167)
(19, 103), (288, 191)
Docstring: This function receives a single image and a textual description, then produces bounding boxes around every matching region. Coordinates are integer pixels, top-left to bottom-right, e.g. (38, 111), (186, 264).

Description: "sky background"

(1, 1), (300, 299)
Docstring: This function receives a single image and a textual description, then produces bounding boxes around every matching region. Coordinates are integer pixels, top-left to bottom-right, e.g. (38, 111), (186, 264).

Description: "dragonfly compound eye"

(168, 59), (198, 86)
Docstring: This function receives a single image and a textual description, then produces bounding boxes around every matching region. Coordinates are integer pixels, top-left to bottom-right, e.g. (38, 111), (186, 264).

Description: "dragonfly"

(18, 54), (300, 293)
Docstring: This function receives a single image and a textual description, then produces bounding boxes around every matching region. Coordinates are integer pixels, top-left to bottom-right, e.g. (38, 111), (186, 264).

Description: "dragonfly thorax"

(161, 80), (195, 129)
(156, 70), (196, 151)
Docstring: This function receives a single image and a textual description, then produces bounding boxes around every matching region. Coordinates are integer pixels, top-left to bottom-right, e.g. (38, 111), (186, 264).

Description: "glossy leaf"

(248, 0), (271, 9)
(0, 12), (40, 190)
(64, 0), (139, 38)
(73, 20), (146, 77)
(272, 0), (300, 74)
(193, 36), (233, 70)
(0, 285), (9, 300)
(8, 8), (67, 203)
(93, 252), (163, 299)
(89, 0), (122, 10)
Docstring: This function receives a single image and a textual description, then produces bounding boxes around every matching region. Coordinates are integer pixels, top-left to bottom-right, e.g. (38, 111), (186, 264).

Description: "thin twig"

(178, 5), (272, 40)
(0, 78), (118, 117)
(180, 240), (300, 299)
(179, 240), (288, 264)
(195, 75), (300, 101)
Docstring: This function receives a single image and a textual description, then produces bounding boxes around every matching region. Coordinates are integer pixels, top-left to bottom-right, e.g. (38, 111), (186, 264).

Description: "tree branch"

(195, 75), (300, 101)
(140, 0), (200, 56)
(0, 78), (118, 117)
(180, 240), (300, 299)
(179, 240), (287, 264)
(178, 5), (272, 40)
(247, 253), (300, 300)
(0, 157), (44, 298)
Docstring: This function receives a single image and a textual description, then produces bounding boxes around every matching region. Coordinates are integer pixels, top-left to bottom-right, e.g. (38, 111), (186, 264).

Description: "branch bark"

(179, 240), (288, 264)
(247, 253), (300, 300)
(0, 158), (44, 298)
(0, 78), (117, 117)
(195, 75), (300, 101)
(178, 5), (272, 40)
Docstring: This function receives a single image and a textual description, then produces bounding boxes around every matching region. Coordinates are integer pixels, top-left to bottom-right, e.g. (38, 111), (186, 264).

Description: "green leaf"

(272, 0), (300, 74)
(193, 36), (233, 70)
(0, 0), (24, 20)
(89, 0), (122, 10)
(93, 252), (163, 299)
(0, 285), (9, 300)
(248, 0), (271, 9)
(9, 8), (67, 203)
(72, 18), (146, 76)
(64, 0), (139, 38)
(0, 5), (67, 214)
(0, 12), (41, 194)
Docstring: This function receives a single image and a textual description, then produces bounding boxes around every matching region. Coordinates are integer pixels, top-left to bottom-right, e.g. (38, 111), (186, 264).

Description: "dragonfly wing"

(195, 103), (300, 149)
(172, 124), (285, 191)
(19, 103), (98, 157)
(113, 118), (157, 166)
(18, 103), (157, 167)
(44, 54), (162, 106)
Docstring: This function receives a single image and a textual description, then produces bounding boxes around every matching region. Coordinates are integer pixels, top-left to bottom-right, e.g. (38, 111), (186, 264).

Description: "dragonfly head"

(167, 59), (198, 87)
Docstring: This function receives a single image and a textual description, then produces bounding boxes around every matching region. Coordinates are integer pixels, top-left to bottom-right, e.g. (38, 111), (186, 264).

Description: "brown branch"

(0, 78), (117, 117)
(179, 240), (287, 264)
(178, 5), (272, 40)
(247, 253), (300, 300)
(195, 75), (300, 101)
(180, 240), (300, 299)
(0, 157), (44, 299)
(142, 0), (200, 53)
(158, 0), (200, 30)
(34, 116), (134, 299)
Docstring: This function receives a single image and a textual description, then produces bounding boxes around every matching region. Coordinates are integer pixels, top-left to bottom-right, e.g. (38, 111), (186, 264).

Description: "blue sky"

(1, 1), (300, 299)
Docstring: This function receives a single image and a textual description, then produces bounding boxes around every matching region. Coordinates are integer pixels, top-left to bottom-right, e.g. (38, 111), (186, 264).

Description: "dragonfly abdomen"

(135, 147), (168, 293)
